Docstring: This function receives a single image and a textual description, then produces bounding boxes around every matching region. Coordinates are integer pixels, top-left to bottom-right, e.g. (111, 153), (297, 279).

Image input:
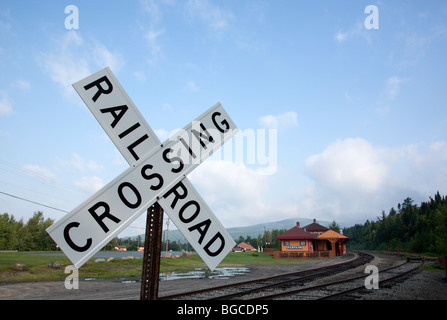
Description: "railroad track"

(256, 258), (424, 300)
(159, 251), (374, 300)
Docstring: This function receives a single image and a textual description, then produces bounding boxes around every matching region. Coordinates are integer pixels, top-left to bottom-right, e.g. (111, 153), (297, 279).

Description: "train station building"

(273, 219), (349, 259)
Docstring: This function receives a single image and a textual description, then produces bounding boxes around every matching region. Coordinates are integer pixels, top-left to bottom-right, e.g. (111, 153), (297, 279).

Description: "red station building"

(273, 219), (349, 259)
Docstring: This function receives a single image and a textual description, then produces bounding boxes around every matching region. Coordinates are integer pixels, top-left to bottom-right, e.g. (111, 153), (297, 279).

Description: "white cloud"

(144, 28), (165, 64)
(188, 160), (296, 227)
(92, 42), (125, 73)
(74, 176), (104, 194)
(22, 164), (58, 184)
(140, 0), (162, 24)
(305, 138), (387, 194)
(39, 31), (90, 96)
(258, 111), (298, 130)
(188, 160), (268, 226)
(385, 76), (408, 100)
(15, 80), (31, 91)
(139, 0), (173, 65)
(133, 71), (146, 81)
(334, 21), (372, 44)
(186, 0), (234, 31)
(334, 31), (348, 43)
(0, 90), (13, 115)
(39, 31), (124, 96)
(302, 138), (447, 223)
(0, 9), (12, 32)
(154, 128), (171, 141)
(56, 153), (104, 173)
(162, 103), (172, 111)
(185, 80), (199, 92)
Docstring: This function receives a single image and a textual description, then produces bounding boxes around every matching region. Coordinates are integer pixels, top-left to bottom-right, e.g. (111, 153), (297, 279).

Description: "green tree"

(328, 220), (340, 233)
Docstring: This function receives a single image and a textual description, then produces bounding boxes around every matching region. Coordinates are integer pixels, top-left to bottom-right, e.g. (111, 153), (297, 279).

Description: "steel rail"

(251, 260), (423, 300)
(316, 261), (424, 300)
(159, 251), (372, 300)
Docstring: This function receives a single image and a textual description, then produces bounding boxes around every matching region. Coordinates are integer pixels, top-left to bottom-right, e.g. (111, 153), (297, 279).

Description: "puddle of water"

(160, 267), (250, 281)
(121, 280), (137, 283)
(82, 267), (250, 283)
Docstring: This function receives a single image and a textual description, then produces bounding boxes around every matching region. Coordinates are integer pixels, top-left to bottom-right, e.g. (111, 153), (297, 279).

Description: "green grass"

(419, 263), (446, 272)
(0, 251), (321, 282)
(221, 251), (315, 265)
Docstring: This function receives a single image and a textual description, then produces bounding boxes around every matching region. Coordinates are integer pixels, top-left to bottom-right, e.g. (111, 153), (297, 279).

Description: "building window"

(300, 241), (306, 246)
(284, 241), (289, 246)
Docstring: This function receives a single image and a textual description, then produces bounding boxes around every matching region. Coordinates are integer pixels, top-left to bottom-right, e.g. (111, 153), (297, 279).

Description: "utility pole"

(264, 227), (267, 249)
(165, 217), (170, 252)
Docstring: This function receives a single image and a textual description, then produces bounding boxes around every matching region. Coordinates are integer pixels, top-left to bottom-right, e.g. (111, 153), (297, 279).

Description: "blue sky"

(1, 0), (447, 237)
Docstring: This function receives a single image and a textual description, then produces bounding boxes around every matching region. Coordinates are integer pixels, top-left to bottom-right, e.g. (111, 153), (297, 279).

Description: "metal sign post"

(140, 203), (163, 300)
(46, 67), (238, 300)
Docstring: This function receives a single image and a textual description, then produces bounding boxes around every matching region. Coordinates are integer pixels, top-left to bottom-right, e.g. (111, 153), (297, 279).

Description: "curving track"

(159, 251), (379, 300)
(258, 257), (423, 300)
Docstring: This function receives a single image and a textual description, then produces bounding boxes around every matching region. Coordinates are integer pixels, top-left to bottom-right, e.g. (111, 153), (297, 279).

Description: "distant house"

(232, 242), (257, 252)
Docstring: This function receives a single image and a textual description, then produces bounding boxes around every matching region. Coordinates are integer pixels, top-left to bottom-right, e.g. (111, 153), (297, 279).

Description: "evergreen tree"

(344, 192), (447, 255)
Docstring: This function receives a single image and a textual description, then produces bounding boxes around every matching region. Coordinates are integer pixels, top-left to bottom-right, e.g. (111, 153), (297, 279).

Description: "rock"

(106, 257), (114, 262)
(122, 256), (134, 261)
(11, 263), (28, 271)
(164, 253), (173, 259)
(48, 262), (61, 268)
(94, 258), (105, 263)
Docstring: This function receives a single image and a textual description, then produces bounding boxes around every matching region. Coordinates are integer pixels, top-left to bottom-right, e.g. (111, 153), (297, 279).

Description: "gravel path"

(360, 264), (447, 300)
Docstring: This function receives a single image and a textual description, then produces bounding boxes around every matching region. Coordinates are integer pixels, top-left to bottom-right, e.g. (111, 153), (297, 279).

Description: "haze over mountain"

(132, 217), (346, 244)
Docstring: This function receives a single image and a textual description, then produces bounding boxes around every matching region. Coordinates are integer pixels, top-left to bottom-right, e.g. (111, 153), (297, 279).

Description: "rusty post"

(140, 202), (164, 300)
(444, 256), (447, 282)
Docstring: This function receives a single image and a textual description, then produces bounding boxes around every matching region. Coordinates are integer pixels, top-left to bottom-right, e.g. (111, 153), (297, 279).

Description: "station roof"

(302, 220), (329, 232)
(275, 226), (317, 240)
(317, 229), (349, 240)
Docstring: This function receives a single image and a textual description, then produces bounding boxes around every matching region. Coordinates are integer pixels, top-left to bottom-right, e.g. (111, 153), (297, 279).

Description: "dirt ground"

(0, 253), (445, 300)
(0, 255), (352, 300)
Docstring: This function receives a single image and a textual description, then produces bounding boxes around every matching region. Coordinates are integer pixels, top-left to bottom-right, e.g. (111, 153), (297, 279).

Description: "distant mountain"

(130, 218), (339, 244)
(226, 218), (319, 240)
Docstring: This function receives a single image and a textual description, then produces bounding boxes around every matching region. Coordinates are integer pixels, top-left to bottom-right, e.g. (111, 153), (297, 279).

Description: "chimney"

(296, 221), (300, 227)
(313, 218), (316, 223)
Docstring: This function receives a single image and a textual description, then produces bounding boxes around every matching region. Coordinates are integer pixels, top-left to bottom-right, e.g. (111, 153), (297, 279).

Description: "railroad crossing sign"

(47, 67), (238, 271)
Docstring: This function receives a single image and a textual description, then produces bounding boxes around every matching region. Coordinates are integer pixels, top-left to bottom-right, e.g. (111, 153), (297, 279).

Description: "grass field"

(0, 251), (313, 282)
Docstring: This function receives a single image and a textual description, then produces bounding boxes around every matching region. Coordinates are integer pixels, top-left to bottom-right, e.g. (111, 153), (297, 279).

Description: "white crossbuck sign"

(47, 68), (238, 270)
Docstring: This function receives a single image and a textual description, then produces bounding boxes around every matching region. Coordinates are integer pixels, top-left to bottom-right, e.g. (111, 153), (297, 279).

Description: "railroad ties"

(159, 252), (372, 300)
(159, 252), (425, 300)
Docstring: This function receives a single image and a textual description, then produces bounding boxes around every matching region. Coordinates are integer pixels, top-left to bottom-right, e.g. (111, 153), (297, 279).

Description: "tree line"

(233, 221), (341, 250)
(0, 210), (290, 252)
(234, 229), (287, 250)
(0, 211), (55, 251)
(0, 210), (341, 252)
(344, 192), (447, 255)
(4, 192), (446, 256)
(0, 211), (196, 252)
(105, 236), (194, 252)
